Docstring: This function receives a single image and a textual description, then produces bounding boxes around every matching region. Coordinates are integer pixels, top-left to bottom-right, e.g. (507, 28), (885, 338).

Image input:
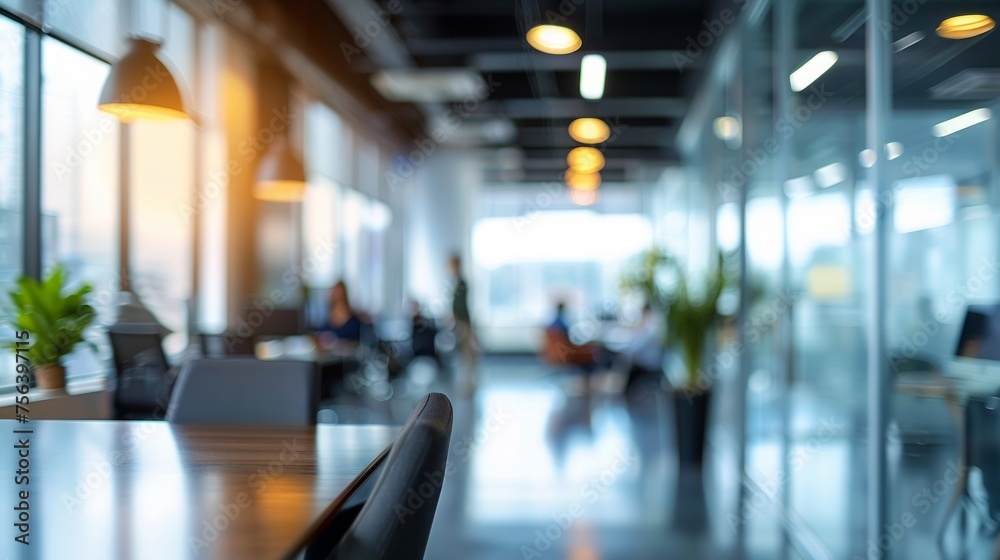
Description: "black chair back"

(166, 358), (318, 425)
(108, 328), (174, 418)
(328, 393), (453, 560)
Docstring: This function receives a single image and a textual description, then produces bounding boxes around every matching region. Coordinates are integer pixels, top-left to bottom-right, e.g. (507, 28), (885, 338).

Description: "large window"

(0, 15), (24, 389)
(40, 36), (120, 380)
(0, 15), (24, 292)
(41, 37), (119, 300)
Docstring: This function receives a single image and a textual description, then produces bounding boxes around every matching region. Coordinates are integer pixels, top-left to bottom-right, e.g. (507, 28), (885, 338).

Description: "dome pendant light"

(98, 37), (191, 121)
(254, 135), (307, 202)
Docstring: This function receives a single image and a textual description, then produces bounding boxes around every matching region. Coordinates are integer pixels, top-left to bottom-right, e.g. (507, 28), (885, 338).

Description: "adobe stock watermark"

(61, 405), (171, 513)
(691, 290), (796, 394)
(718, 85), (834, 199)
(180, 105), (295, 223)
(50, 60), (192, 179)
(673, 0), (747, 72)
(395, 407), (510, 523)
(339, 0), (406, 63)
(189, 438), (307, 553)
(876, 0), (932, 39)
(728, 415), (844, 531)
(224, 236), (336, 352)
(853, 460), (964, 559)
(888, 255), (999, 371)
(849, 135), (957, 235)
(519, 450), (636, 559)
(384, 75), (502, 192)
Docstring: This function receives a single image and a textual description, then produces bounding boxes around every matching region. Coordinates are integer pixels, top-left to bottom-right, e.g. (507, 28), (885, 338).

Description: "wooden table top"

(0, 420), (397, 560)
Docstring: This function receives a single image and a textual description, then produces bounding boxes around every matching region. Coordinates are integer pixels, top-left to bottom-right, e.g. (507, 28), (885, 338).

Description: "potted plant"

(5, 267), (97, 390)
(622, 247), (732, 465)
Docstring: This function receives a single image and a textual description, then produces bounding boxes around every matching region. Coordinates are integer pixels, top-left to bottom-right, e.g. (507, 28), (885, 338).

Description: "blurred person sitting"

(317, 280), (363, 343)
(409, 298), (443, 367)
(541, 301), (600, 371)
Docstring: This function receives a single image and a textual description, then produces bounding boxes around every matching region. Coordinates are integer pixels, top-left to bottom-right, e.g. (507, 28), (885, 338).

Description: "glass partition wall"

(679, 0), (1000, 557)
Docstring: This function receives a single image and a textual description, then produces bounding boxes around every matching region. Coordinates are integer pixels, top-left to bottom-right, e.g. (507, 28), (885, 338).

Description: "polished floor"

(322, 354), (1000, 559)
(323, 355), (793, 559)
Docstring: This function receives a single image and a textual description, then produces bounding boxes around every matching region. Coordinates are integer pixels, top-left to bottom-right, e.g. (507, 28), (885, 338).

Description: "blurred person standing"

(449, 253), (479, 393)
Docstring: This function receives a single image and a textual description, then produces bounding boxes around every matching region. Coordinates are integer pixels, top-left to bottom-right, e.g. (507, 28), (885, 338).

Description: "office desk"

(0, 420), (396, 560)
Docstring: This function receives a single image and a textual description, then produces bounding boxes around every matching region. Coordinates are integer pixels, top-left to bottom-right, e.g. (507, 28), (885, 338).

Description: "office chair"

(325, 392), (453, 560)
(165, 358), (318, 425)
(938, 391), (1000, 558)
(108, 328), (175, 419)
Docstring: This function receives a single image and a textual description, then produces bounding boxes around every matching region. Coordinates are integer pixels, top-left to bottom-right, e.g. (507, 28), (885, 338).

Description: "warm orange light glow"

(568, 187), (598, 206)
(526, 25), (582, 55)
(568, 118), (610, 144)
(937, 15), (995, 39)
(98, 103), (190, 121)
(254, 180), (308, 202)
(565, 168), (601, 191)
(566, 147), (605, 173)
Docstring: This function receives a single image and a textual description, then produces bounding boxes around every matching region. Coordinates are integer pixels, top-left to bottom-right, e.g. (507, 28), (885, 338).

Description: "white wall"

(404, 149), (482, 316)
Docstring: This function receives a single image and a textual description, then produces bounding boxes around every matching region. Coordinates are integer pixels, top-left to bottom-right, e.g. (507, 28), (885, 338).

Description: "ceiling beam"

(470, 50), (704, 72)
(477, 97), (688, 118)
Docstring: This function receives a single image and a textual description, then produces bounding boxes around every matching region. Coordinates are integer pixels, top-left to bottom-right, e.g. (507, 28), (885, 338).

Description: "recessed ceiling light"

(526, 25), (582, 55)
(933, 108), (991, 137)
(892, 31), (925, 52)
(789, 51), (838, 92)
(565, 168), (602, 190)
(568, 187), (598, 206)
(859, 149), (876, 168)
(885, 142), (904, 160)
(937, 15), (995, 40)
(713, 116), (741, 141)
(814, 163), (847, 188)
(566, 147), (605, 173)
(580, 54), (606, 100)
(568, 118), (610, 144)
(370, 69), (488, 103)
(783, 175), (814, 199)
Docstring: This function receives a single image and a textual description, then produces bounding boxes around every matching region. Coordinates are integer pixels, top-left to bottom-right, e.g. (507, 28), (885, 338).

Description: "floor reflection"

(412, 356), (787, 560)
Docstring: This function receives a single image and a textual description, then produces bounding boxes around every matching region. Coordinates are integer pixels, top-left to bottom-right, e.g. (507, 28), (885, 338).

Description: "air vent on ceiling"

(371, 69), (488, 103)
(930, 69), (1000, 100)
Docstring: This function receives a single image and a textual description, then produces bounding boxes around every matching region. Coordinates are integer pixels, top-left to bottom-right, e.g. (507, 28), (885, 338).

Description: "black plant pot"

(672, 389), (712, 467)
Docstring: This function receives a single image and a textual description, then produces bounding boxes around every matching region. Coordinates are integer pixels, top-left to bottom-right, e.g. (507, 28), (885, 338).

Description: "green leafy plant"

(622, 248), (732, 391)
(5, 267), (96, 367)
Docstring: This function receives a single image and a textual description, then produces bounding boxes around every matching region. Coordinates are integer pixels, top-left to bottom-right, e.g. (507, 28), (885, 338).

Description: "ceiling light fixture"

(579, 54), (606, 100)
(568, 118), (610, 144)
(937, 15), (995, 39)
(99, 38), (190, 121)
(885, 142), (904, 160)
(713, 116), (741, 141)
(526, 25), (582, 55)
(933, 108), (992, 137)
(568, 187), (598, 206)
(892, 31), (926, 52)
(254, 136), (308, 202)
(783, 175), (814, 199)
(566, 147), (605, 173)
(565, 168), (601, 190)
(789, 51), (839, 92)
(859, 149), (876, 168)
(814, 162), (847, 188)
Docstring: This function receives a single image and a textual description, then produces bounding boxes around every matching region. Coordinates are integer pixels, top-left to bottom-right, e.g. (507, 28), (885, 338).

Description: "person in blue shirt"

(319, 281), (362, 342)
(549, 301), (571, 334)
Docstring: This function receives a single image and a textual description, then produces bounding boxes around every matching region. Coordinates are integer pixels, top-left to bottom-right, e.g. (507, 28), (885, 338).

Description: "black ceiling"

(317, 0), (721, 182)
